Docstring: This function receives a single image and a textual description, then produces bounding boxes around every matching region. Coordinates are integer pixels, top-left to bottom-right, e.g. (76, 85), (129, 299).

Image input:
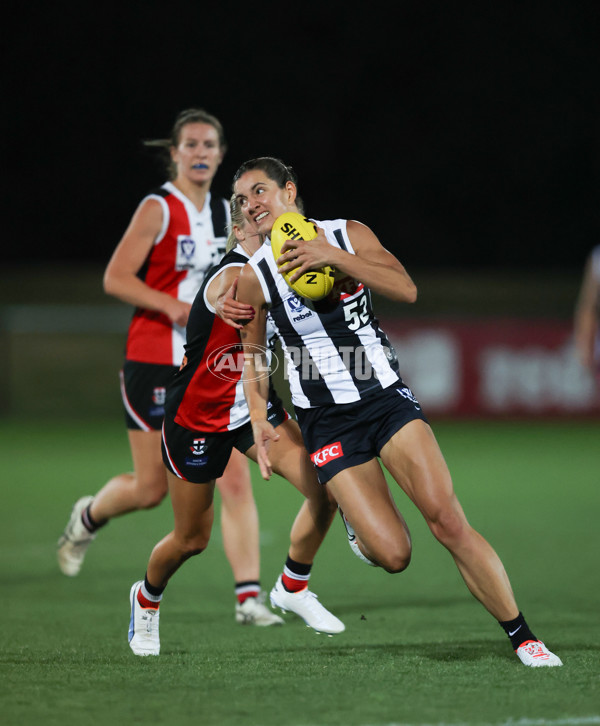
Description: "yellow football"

(270, 212), (335, 301)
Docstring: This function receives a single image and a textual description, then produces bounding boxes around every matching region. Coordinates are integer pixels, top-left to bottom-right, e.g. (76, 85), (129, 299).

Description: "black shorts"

(295, 383), (429, 484)
(161, 398), (290, 483)
(120, 360), (178, 431)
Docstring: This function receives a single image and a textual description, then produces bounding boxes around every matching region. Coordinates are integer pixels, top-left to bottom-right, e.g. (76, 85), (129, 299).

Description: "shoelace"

(522, 641), (548, 659)
(140, 608), (158, 633)
(296, 589), (322, 611)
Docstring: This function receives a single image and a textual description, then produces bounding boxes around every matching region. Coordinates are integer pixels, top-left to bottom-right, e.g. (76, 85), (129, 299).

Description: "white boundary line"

(356, 718), (600, 726)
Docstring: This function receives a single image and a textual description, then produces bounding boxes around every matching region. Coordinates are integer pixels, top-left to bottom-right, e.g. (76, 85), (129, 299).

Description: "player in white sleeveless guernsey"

(233, 157), (562, 668)
(57, 112), (282, 628)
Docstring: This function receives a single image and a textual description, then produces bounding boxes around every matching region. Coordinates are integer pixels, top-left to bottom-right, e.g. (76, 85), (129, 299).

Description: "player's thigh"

(127, 429), (168, 494)
(327, 460), (410, 561)
(379, 419), (460, 520)
(216, 446), (252, 500)
(166, 469), (215, 543)
(248, 418), (322, 499)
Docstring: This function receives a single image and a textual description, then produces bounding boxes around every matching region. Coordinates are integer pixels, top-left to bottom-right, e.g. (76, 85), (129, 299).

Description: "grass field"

(2, 417), (599, 726)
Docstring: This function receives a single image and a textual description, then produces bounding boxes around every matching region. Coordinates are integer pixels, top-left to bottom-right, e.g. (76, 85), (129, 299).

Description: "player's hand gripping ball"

(271, 213), (335, 301)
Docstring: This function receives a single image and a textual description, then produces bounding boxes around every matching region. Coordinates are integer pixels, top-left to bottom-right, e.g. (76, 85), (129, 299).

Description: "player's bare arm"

(209, 270), (255, 330)
(277, 221), (417, 303)
(237, 264), (280, 479)
(574, 253), (600, 370)
(103, 198), (192, 326)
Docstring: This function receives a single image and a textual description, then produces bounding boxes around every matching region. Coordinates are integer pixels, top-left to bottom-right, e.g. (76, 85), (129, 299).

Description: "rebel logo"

(311, 441), (343, 467)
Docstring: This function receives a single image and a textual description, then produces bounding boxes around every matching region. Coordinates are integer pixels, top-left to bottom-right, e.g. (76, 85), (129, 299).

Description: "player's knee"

(179, 533), (211, 559)
(138, 489), (167, 509)
(137, 478), (168, 509)
(428, 508), (467, 547)
(376, 541), (412, 573)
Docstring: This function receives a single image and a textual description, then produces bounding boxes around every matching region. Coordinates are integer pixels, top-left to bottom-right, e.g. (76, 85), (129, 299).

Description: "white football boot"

(270, 576), (345, 634)
(516, 640), (563, 667)
(57, 496), (97, 576)
(235, 593), (285, 626)
(339, 507), (377, 566)
(128, 581), (160, 656)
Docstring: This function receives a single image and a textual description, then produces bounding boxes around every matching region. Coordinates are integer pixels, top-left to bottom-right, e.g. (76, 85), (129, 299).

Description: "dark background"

(5, 1), (600, 273)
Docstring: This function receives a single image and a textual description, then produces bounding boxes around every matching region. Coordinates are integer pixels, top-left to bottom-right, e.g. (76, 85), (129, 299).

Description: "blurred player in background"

(128, 198), (342, 655)
(233, 156), (563, 668)
(574, 244), (600, 386)
(58, 109), (282, 626)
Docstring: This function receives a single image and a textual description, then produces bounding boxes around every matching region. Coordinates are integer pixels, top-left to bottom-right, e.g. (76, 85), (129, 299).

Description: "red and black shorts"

(161, 398), (290, 483)
(295, 382), (428, 484)
(120, 360), (178, 431)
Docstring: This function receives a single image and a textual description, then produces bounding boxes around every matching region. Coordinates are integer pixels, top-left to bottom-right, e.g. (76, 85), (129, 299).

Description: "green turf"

(1, 417), (599, 726)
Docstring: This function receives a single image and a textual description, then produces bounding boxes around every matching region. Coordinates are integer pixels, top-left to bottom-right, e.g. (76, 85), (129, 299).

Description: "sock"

(235, 581), (260, 605)
(81, 503), (107, 533)
(281, 556), (312, 593)
(499, 612), (537, 650)
(137, 575), (164, 610)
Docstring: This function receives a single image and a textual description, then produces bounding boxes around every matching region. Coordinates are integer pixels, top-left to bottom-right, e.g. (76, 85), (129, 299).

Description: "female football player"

(57, 110), (281, 625)
(232, 156), (562, 668)
(128, 196), (343, 655)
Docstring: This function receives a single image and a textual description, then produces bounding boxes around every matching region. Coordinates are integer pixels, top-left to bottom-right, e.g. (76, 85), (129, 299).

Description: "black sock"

(81, 504), (107, 533)
(499, 612), (537, 650)
(144, 574), (165, 597)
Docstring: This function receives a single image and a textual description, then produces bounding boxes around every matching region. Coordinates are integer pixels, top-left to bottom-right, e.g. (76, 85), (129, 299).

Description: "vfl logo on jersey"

(176, 236), (196, 270)
(287, 295), (305, 312)
(311, 441), (343, 467)
(190, 438), (207, 455)
(287, 295), (313, 323)
(396, 387), (421, 410)
(152, 387), (166, 406)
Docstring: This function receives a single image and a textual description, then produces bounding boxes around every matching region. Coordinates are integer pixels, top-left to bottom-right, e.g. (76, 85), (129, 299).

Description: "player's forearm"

(574, 309), (597, 367)
(242, 345), (270, 422)
(331, 248), (417, 302)
(104, 271), (175, 314)
(243, 371), (269, 423)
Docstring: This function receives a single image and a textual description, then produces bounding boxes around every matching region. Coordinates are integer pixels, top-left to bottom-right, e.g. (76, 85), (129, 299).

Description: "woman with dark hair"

(232, 156), (562, 667)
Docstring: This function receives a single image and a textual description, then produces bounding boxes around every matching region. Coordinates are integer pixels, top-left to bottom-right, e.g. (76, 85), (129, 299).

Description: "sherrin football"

(270, 213), (335, 301)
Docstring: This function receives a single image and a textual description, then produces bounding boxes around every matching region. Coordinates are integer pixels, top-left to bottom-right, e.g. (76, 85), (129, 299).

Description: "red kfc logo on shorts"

(311, 441), (344, 467)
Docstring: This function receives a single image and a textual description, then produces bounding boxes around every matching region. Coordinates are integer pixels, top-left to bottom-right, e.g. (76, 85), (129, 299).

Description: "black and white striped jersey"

(247, 218), (401, 409)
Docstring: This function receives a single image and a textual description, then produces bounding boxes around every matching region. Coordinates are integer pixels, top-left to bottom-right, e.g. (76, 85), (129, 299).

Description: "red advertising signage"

(381, 318), (600, 418)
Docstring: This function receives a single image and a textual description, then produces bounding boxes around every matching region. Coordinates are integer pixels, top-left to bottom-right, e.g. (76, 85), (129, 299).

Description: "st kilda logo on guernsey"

(206, 344), (278, 382)
(152, 387), (166, 406)
(149, 386), (167, 417)
(190, 438), (207, 455)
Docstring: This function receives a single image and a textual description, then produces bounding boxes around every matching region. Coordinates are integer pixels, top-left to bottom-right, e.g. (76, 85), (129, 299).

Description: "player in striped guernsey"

(128, 198), (344, 655)
(233, 157), (562, 668)
(58, 111), (280, 626)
